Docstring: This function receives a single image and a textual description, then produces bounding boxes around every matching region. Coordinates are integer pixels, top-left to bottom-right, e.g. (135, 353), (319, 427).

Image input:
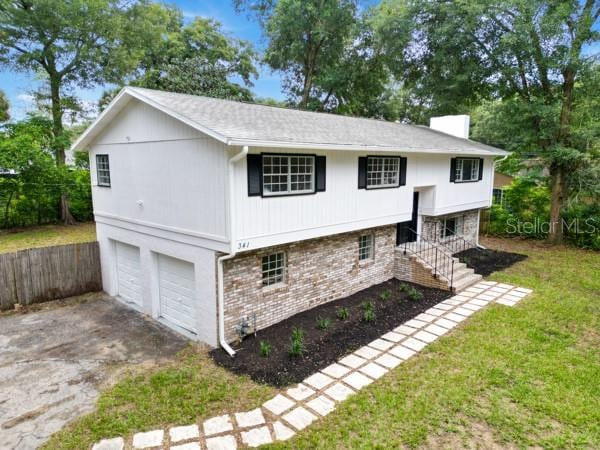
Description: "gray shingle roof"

(75, 87), (507, 156)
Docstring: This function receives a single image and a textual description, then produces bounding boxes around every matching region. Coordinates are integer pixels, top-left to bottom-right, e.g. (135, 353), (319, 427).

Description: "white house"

(72, 87), (507, 353)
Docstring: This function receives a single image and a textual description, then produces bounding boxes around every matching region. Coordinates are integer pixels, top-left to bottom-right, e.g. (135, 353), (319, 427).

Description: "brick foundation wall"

(221, 225), (396, 342)
(421, 209), (480, 245)
(393, 251), (450, 291)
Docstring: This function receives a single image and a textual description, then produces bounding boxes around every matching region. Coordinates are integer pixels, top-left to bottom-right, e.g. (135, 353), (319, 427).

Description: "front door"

(397, 192), (419, 245)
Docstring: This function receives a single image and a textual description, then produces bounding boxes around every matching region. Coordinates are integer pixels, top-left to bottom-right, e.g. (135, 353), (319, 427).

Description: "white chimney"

(429, 115), (470, 139)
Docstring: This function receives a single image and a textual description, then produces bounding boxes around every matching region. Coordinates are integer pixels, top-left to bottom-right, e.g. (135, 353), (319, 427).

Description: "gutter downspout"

(478, 153), (510, 249)
(217, 145), (248, 357)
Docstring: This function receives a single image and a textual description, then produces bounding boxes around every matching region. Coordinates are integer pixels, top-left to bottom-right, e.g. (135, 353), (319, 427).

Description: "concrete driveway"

(0, 294), (189, 450)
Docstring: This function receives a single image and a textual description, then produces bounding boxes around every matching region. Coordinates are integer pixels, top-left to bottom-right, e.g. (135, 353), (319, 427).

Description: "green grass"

(267, 238), (600, 449)
(43, 347), (276, 450)
(0, 222), (97, 254)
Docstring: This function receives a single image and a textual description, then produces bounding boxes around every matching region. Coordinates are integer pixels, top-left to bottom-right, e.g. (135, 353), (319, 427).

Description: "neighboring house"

(72, 87), (507, 351)
(492, 172), (514, 206)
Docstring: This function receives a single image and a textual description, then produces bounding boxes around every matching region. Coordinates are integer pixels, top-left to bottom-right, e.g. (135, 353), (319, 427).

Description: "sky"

(0, 0), (598, 120)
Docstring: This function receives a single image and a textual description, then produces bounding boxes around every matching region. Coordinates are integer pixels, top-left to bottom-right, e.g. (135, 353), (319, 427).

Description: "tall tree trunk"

(50, 74), (76, 225)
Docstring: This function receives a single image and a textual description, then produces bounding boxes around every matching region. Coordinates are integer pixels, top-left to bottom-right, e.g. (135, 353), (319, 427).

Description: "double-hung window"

(366, 156), (400, 188)
(358, 234), (374, 261)
(262, 252), (286, 286)
(262, 155), (315, 196)
(454, 158), (479, 182)
(96, 154), (111, 187)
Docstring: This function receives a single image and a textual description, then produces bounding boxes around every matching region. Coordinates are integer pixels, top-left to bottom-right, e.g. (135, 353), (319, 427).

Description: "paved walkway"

(93, 281), (532, 450)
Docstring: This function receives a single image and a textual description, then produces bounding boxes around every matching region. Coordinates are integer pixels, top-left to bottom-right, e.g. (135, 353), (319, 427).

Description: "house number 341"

(237, 241), (250, 250)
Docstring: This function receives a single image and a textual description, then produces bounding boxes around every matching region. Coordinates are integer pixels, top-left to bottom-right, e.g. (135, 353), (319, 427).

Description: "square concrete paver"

(381, 331), (404, 343)
(172, 443), (201, 450)
(424, 323), (448, 337)
(92, 438), (124, 450)
(304, 372), (335, 390)
(204, 415), (233, 436)
(433, 303), (453, 311)
(404, 319), (428, 329)
(394, 324), (417, 335)
(170, 424), (199, 442)
(343, 371), (373, 390)
(435, 317), (458, 329)
(415, 313), (437, 323)
(286, 384), (315, 401)
(445, 312), (466, 323)
(424, 307), (445, 317)
(235, 408), (265, 428)
(375, 353), (402, 369)
(273, 421), (295, 441)
(413, 330), (438, 343)
(282, 406), (318, 430)
(338, 353), (367, 369)
(497, 298), (517, 306)
(321, 363), (351, 379)
(354, 345), (381, 360)
(359, 362), (388, 380)
(389, 345), (416, 360)
(401, 337), (427, 352)
(470, 298), (489, 306)
(461, 303), (482, 311)
(324, 382), (355, 402)
(306, 395), (336, 416)
(132, 430), (163, 449)
(241, 426), (272, 448)
(263, 394), (295, 415)
(206, 435), (237, 450)
(453, 307), (475, 317)
(369, 338), (395, 351)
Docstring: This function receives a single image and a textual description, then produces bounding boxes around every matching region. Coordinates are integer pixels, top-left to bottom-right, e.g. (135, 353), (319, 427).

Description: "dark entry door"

(396, 192), (419, 245)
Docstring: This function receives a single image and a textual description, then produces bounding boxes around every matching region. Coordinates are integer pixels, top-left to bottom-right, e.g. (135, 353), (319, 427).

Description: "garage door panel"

(115, 242), (142, 308)
(158, 254), (197, 335)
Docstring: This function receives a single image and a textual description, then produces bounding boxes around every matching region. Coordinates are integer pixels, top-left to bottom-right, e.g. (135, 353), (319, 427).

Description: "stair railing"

(436, 228), (480, 255)
(403, 229), (455, 290)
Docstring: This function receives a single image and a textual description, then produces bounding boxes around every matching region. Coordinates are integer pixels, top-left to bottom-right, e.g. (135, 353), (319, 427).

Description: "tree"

(0, 89), (8, 122)
(374, 0), (600, 243)
(0, 0), (157, 223)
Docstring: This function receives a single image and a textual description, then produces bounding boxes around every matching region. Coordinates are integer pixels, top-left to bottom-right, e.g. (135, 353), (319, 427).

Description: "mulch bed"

(454, 247), (528, 277)
(210, 279), (451, 387)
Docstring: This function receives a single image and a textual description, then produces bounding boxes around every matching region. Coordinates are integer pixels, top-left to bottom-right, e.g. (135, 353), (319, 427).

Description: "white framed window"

(96, 154), (111, 187)
(358, 234), (374, 261)
(367, 156), (400, 188)
(262, 154), (315, 196)
(441, 216), (463, 238)
(455, 158), (479, 182)
(262, 252), (286, 286)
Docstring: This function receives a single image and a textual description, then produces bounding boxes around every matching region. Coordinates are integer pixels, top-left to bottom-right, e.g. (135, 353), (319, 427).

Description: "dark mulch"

(454, 247), (528, 277)
(210, 279), (451, 387)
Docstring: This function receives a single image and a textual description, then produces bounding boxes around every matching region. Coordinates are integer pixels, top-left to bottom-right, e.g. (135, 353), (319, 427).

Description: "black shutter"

(247, 154), (262, 196)
(315, 156), (326, 192)
(399, 157), (407, 186)
(358, 157), (367, 189)
(450, 158), (457, 182)
(478, 158), (484, 180)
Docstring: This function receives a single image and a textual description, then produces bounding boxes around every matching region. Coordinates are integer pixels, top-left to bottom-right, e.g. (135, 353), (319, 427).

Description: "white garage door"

(115, 242), (142, 308)
(158, 254), (198, 335)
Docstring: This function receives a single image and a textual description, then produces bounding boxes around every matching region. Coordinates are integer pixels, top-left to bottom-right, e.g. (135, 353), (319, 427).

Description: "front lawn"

(42, 347), (276, 450)
(267, 237), (600, 449)
(0, 222), (96, 254)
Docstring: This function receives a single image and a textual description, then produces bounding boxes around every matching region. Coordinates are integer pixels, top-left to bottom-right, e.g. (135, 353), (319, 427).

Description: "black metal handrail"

(403, 228), (455, 290)
(436, 227), (481, 256)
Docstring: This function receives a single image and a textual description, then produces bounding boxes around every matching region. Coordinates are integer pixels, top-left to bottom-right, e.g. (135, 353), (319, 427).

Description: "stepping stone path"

(92, 282), (532, 450)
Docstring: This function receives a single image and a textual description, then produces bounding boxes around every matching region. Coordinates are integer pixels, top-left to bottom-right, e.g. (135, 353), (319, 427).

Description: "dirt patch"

(211, 279), (451, 387)
(454, 248), (527, 277)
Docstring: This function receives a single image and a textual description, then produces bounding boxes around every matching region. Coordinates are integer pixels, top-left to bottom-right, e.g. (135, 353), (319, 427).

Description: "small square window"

(96, 154), (111, 187)
(358, 234), (374, 261)
(455, 158), (479, 182)
(441, 217), (463, 239)
(262, 252), (286, 286)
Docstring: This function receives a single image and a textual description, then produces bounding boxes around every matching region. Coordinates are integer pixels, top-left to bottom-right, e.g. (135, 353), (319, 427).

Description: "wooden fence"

(0, 241), (102, 310)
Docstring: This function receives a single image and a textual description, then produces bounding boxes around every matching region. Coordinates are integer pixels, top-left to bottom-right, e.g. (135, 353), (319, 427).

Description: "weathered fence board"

(0, 242), (102, 310)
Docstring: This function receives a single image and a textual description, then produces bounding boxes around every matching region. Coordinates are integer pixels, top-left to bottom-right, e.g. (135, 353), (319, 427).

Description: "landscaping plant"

(398, 283), (410, 292)
(336, 307), (349, 320)
(361, 301), (376, 322)
(289, 327), (305, 357)
(259, 340), (272, 358)
(379, 289), (392, 301)
(316, 316), (331, 330)
(408, 287), (423, 301)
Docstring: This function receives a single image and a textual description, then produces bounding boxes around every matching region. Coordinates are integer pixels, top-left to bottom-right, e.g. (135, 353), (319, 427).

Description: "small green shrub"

(336, 307), (350, 320)
(316, 316), (331, 330)
(408, 287), (423, 301)
(361, 301), (376, 322)
(289, 327), (305, 357)
(259, 340), (272, 357)
(379, 289), (392, 301)
(398, 283), (410, 292)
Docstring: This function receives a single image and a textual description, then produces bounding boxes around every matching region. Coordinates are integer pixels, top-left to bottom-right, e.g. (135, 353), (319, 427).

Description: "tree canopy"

(0, 89), (8, 122)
